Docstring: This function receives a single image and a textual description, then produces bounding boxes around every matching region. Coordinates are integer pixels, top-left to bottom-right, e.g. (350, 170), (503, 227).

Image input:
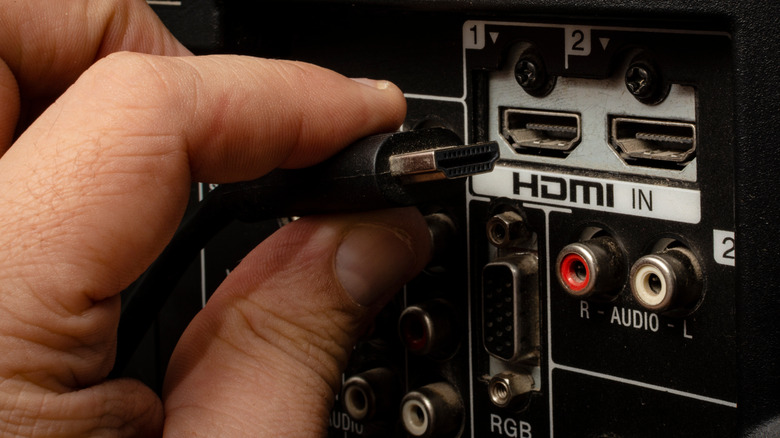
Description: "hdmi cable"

(114, 127), (499, 374)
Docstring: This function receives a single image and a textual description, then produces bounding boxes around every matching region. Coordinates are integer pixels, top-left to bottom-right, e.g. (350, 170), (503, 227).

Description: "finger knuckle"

(80, 51), (177, 109)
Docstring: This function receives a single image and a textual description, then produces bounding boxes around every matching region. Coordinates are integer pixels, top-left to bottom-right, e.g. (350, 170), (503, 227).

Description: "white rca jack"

(341, 368), (399, 423)
(630, 245), (703, 315)
(400, 382), (463, 437)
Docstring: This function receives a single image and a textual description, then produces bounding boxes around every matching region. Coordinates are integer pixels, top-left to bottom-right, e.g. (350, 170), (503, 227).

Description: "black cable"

(115, 192), (233, 373)
(113, 127), (499, 375)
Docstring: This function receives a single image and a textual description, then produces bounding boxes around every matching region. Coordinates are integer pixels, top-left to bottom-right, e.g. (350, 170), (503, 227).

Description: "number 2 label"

(564, 26), (591, 69)
(713, 230), (736, 266)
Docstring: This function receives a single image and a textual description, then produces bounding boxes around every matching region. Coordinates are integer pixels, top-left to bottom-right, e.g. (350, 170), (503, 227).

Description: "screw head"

(515, 60), (539, 88)
(624, 58), (669, 104)
(625, 65), (652, 98)
(513, 49), (556, 97)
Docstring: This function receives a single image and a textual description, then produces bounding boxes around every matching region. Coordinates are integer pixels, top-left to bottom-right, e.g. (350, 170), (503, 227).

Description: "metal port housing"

(610, 117), (696, 167)
(501, 108), (581, 156)
(482, 254), (540, 362)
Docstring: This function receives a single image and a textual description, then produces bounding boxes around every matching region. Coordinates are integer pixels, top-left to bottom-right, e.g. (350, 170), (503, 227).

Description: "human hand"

(0, 1), (429, 436)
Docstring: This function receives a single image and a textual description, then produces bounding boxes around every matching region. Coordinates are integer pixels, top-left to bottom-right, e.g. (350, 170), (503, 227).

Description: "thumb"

(162, 208), (430, 436)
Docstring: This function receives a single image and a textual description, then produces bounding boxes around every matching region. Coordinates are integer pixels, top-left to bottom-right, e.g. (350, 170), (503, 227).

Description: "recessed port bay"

(500, 108), (581, 157)
(609, 117), (696, 168)
(482, 254), (540, 362)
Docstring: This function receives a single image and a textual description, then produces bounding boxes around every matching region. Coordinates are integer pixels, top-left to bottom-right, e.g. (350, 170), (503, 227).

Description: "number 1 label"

(464, 21), (485, 50)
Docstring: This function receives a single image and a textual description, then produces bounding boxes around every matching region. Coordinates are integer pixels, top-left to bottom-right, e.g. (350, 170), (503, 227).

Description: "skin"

(0, 0), (429, 436)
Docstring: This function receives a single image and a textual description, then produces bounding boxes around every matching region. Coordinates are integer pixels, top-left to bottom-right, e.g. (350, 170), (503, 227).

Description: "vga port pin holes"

(555, 233), (703, 316)
(481, 206), (540, 412)
(482, 206), (540, 363)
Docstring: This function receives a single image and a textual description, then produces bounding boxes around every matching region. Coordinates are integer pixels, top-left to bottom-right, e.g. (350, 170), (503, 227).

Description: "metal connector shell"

(390, 141), (499, 183)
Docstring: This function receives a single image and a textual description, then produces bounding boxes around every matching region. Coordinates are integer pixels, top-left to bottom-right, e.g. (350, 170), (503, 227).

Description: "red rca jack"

(555, 235), (626, 299)
(558, 252), (590, 293)
(398, 300), (458, 360)
(630, 244), (703, 315)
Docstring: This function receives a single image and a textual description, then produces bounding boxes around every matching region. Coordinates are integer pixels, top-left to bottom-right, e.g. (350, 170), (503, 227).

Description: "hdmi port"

(610, 117), (696, 168)
(500, 108), (581, 157)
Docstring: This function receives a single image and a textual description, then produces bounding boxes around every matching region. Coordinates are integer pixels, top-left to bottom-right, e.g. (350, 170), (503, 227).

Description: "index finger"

(0, 52), (406, 391)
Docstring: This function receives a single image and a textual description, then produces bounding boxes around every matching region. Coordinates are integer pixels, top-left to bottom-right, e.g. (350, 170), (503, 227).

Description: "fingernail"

(350, 77), (391, 90)
(336, 225), (418, 306)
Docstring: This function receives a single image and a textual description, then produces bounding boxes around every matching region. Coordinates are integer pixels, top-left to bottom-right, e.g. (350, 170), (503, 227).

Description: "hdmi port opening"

(609, 117), (696, 169)
(500, 108), (581, 157)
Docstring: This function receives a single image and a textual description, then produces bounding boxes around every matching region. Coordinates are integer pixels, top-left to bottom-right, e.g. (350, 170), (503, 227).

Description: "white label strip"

(473, 165), (701, 224)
